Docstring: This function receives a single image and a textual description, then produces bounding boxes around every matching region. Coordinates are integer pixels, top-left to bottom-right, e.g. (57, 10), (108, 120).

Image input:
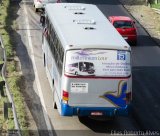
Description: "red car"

(108, 16), (137, 45)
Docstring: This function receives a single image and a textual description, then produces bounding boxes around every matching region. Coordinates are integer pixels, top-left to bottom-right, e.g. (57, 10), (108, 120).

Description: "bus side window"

(45, 16), (49, 29)
(75, 63), (78, 68)
(48, 23), (52, 46)
(54, 37), (59, 61)
(60, 47), (64, 62)
(50, 27), (55, 54)
(40, 13), (45, 27)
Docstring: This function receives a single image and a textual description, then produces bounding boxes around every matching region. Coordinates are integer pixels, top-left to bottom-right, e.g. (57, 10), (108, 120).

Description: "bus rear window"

(65, 49), (131, 77)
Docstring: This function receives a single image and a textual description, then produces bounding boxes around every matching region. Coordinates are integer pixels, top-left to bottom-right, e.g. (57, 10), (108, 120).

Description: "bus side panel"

(52, 62), (62, 114)
(43, 37), (62, 114)
(43, 38), (53, 90)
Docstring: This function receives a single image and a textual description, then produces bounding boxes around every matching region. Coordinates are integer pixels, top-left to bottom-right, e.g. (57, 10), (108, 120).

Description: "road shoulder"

(119, 0), (160, 46)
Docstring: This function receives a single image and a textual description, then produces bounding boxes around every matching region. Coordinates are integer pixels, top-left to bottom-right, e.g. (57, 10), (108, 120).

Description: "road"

(14, 0), (160, 135)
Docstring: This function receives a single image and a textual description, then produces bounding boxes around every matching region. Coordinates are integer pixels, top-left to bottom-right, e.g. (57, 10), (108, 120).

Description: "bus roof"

(45, 3), (131, 51)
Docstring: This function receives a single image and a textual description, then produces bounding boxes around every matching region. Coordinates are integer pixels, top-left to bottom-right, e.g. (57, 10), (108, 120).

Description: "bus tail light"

(126, 92), (132, 104)
(62, 90), (69, 103)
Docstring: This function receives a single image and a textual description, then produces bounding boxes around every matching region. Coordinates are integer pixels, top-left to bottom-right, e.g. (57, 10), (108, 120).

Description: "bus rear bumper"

(61, 102), (131, 117)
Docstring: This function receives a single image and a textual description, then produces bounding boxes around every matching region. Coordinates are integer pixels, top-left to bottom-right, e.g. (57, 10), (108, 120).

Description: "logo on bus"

(99, 80), (127, 107)
(117, 51), (126, 60)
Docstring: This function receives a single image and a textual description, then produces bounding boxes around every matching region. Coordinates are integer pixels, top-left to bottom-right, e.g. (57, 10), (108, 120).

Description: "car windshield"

(113, 21), (133, 28)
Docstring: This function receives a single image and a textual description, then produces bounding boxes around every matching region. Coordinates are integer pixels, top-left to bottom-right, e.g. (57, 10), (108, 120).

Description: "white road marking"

(23, 3), (53, 136)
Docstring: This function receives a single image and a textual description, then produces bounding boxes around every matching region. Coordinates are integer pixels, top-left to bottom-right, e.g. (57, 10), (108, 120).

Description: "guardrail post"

(0, 80), (5, 97)
(3, 102), (12, 119)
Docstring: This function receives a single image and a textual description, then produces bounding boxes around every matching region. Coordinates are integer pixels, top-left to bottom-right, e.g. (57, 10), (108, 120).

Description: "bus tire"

(53, 85), (57, 109)
(53, 101), (57, 109)
(43, 54), (46, 66)
(53, 92), (57, 109)
(35, 8), (38, 12)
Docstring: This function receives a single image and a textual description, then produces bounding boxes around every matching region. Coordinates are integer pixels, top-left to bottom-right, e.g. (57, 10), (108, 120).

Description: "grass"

(151, 3), (160, 9)
(0, 76), (3, 82)
(0, 61), (4, 64)
(0, 97), (8, 134)
(7, 74), (28, 135)
(0, 0), (29, 135)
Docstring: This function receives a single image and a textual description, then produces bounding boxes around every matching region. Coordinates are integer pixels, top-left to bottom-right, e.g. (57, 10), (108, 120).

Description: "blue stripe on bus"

(61, 101), (131, 116)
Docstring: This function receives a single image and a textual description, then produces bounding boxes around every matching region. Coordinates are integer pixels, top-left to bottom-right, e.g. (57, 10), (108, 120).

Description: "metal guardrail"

(0, 35), (21, 136)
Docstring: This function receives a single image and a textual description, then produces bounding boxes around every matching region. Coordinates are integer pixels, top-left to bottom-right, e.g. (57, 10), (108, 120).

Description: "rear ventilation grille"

(73, 19), (96, 25)
(74, 12), (84, 15)
(84, 27), (96, 30)
(64, 6), (86, 10)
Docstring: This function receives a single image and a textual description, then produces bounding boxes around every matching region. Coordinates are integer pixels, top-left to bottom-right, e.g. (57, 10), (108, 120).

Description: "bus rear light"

(62, 90), (69, 101)
(126, 92), (132, 104)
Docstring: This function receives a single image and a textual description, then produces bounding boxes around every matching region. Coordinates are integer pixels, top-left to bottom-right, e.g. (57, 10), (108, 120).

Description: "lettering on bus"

(71, 83), (88, 93)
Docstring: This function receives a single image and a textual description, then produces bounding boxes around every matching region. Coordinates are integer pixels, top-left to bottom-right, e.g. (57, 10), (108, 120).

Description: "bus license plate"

(91, 112), (103, 116)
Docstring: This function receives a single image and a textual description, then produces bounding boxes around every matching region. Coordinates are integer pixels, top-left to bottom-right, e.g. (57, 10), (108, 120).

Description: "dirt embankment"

(120, 0), (147, 5)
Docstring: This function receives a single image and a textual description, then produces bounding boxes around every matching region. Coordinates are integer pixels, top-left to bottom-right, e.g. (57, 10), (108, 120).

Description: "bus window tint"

(45, 15), (64, 75)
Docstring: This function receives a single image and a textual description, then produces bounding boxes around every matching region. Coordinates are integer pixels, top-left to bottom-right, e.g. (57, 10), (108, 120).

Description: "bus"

(42, 3), (132, 117)
(66, 62), (95, 76)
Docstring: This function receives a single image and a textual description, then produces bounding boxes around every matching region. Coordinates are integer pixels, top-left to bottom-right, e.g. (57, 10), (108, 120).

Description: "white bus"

(66, 61), (95, 76)
(42, 3), (132, 117)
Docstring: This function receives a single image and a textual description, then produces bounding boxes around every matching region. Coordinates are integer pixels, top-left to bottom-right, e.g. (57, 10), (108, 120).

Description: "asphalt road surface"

(14, 0), (160, 135)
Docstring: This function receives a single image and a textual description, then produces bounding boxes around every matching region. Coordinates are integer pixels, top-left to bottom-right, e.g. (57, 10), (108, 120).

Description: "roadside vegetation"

(0, 0), (29, 135)
(151, 3), (160, 9)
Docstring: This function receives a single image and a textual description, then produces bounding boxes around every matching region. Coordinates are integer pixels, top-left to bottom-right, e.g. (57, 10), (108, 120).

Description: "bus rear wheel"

(43, 54), (46, 66)
(53, 101), (57, 109)
(53, 87), (57, 109)
(35, 7), (39, 12)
